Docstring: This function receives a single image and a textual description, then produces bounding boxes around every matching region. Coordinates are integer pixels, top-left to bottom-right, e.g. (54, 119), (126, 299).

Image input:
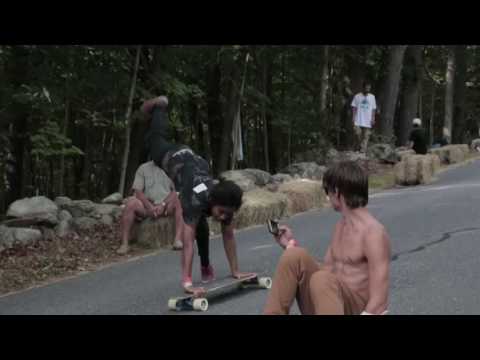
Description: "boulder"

(55, 220), (74, 238)
(471, 138), (480, 151)
(64, 200), (95, 218)
(368, 143), (397, 164)
(281, 162), (326, 181)
(54, 196), (72, 209)
(58, 210), (73, 222)
(272, 173), (294, 184)
(220, 170), (257, 192)
(242, 168), (273, 186)
(326, 150), (367, 165)
(73, 217), (99, 232)
(7, 196), (58, 219)
(100, 215), (113, 226)
(102, 192), (123, 205)
(0, 226), (43, 249)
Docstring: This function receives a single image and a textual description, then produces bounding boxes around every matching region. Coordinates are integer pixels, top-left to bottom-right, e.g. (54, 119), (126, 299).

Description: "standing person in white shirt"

(352, 82), (377, 153)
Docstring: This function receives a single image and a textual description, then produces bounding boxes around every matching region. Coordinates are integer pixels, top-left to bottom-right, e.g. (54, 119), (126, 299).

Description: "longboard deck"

(168, 275), (272, 312)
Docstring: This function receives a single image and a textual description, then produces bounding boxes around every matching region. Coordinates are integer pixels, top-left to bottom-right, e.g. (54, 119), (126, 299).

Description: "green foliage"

(30, 121), (84, 159)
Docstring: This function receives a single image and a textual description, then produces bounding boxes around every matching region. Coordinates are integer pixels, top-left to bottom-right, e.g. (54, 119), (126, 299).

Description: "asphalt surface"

(1, 158), (480, 315)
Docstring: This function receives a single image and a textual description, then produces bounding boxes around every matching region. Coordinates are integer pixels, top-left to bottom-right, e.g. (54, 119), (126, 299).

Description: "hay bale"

(445, 145), (464, 164)
(457, 144), (470, 158)
(429, 147), (448, 164)
(278, 180), (325, 216)
(405, 155), (421, 185)
(395, 155), (434, 186)
(394, 161), (406, 185)
(417, 156), (433, 184)
(133, 216), (176, 249)
(396, 149), (415, 162)
(427, 154), (441, 174)
(209, 189), (288, 235)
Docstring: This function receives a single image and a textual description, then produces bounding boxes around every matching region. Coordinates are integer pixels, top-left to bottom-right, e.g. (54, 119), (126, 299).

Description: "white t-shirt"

(351, 93), (377, 128)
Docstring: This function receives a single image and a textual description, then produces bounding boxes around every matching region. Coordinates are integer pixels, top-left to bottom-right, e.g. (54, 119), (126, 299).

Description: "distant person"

(408, 118), (428, 155)
(352, 82), (377, 153)
(432, 127), (450, 148)
(117, 161), (184, 255)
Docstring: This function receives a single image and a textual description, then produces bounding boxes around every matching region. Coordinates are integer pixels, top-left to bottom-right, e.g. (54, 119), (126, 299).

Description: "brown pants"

(354, 126), (371, 153)
(264, 247), (367, 315)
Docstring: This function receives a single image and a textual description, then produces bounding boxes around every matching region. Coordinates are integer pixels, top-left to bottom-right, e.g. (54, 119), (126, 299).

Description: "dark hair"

(209, 179), (243, 211)
(323, 161), (368, 209)
(363, 81), (371, 89)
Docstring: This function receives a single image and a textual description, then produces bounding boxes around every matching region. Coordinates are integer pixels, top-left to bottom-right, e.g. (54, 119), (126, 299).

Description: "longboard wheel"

(168, 298), (179, 311)
(258, 277), (272, 289)
(193, 298), (208, 311)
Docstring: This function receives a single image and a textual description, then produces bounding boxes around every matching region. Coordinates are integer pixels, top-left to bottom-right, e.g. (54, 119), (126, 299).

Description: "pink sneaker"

(201, 264), (216, 284)
(140, 96), (168, 114)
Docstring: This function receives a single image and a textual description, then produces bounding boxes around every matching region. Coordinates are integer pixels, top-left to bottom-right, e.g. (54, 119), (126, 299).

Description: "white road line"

(371, 183), (480, 198)
(250, 244), (275, 251)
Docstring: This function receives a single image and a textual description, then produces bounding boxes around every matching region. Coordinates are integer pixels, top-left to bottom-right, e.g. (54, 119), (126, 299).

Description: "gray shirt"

(132, 161), (173, 204)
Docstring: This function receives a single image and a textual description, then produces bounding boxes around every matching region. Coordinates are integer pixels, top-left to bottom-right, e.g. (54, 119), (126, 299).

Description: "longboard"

(168, 274), (272, 312)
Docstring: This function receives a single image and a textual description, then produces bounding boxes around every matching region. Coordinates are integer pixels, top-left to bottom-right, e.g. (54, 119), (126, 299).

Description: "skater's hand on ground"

(274, 225), (294, 249)
(232, 271), (257, 280)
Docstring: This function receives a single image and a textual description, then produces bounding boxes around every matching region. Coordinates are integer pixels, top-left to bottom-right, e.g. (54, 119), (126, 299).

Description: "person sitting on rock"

(408, 118), (428, 155)
(141, 95), (255, 295)
(264, 161), (391, 315)
(117, 161), (184, 255)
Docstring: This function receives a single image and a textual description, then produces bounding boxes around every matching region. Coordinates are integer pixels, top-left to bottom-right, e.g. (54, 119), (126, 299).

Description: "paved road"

(1, 159), (480, 315)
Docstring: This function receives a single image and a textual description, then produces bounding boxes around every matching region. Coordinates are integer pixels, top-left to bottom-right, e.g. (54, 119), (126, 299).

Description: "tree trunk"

(429, 86), (436, 146)
(398, 46), (423, 146)
(206, 54), (222, 176)
(452, 45), (467, 144)
(218, 54), (240, 174)
(444, 47), (455, 142)
(262, 56), (270, 172)
(379, 45), (408, 140)
(58, 97), (69, 196)
(319, 45), (329, 124)
(118, 45), (141, 196)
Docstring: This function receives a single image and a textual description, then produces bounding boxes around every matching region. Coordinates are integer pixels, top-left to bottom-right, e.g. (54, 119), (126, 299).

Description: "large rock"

(242, 169), (273, 186)
(220, 170), (257, 192)
(281, 162), (326, 181)
(73, 217), (99, 232)
(471, 138), (480, 151)
(7, 196), (58, 218)
(272, 173), (294, 184)
(368, 144), (397, 164)
(54, 196), (72, 209)
(100, 215), (113, 226)
(102, 192), (123, 205)
(0, 225), (15, 249)
(64, 200), (95, 218)
(58, 210), (73, 222)
(0, 226), (42, 249)
(326, 149), (367, 165)
(13, 228), (43, 245)
(55, 220), (74, 238)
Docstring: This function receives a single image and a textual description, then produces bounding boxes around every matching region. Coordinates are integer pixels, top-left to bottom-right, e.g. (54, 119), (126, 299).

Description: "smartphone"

(267, 219), (280, 236)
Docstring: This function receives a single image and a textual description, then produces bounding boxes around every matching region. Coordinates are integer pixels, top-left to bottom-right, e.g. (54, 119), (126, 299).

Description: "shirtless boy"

(264, 161), (391, 315)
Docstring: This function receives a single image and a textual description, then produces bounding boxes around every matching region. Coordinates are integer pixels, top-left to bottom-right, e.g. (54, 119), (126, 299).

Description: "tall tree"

(398, 46), (424, 146)
(444, 46), (455, 142)
(379, 45), (408, 140)
(452, 45), (467, 144)
(118, 46), (141, 196)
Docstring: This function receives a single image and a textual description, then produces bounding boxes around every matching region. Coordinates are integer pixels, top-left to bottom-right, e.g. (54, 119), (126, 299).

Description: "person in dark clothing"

(408, 118), (428, 155)
(141, 96), (255, 295)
